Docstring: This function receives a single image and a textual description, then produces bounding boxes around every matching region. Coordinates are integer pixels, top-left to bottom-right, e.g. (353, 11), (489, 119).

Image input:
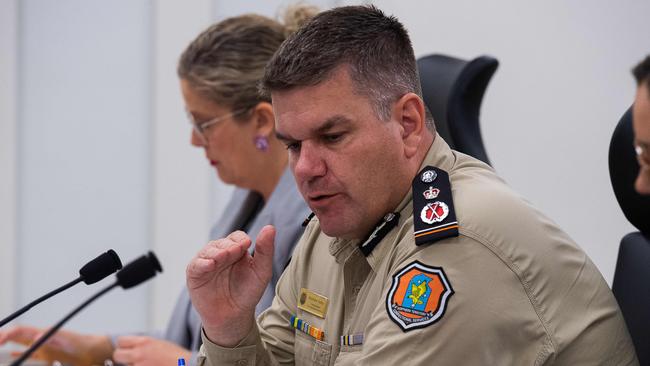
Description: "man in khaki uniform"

(186, 5), (638, 365)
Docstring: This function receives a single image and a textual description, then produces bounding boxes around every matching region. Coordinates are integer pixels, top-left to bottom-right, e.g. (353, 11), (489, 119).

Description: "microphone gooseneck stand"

(0, 249), (122, 328)
(0, 277), (83, 328)
(10, 283), (119, 366)
(9, 251), (161, 366)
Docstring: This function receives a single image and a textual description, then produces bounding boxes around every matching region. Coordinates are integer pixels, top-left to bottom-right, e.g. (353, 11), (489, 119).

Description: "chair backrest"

(417, 54), (498, 166)
(609, 107), (650, 364)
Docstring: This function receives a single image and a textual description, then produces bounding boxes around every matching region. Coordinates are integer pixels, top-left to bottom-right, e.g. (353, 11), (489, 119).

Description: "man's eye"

(285, 141), (301, 152)
(324, 133), (344, 143)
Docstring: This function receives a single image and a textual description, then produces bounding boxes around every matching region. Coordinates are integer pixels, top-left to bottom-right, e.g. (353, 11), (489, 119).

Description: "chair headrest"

(417, 54), (498, 166)
(608, 107), (650, 234)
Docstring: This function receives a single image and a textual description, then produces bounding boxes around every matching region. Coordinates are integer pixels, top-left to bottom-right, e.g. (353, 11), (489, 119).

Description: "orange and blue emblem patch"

(386, 261), (454, 331)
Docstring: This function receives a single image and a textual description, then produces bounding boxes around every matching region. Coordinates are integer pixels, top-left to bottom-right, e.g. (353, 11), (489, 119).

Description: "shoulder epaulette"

(412, 166), (459, 246)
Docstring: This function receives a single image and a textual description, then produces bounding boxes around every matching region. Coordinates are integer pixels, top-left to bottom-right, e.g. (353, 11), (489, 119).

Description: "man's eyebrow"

(315, 115), (352, 134)
(275, 115), (352, 142)
(275, 130), (292, 143)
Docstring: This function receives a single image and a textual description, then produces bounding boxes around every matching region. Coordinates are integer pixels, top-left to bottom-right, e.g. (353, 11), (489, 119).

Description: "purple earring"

(254, 135), (269, 152)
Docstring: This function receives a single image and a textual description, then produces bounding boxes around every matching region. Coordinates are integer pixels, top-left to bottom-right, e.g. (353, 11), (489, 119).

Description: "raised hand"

(186, 226), (276, 346)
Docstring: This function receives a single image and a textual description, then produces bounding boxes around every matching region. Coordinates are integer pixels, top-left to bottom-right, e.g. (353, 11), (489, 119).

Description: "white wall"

(365, 0), (650, 283)
(0, 0), (18, 319)
(15, 0), (152, 333)
(1, 0), (647, 339)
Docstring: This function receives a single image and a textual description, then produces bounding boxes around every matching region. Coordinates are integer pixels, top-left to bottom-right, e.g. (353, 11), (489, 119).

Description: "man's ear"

(394, 93), (427, 158)
(251, 102), (275, 137)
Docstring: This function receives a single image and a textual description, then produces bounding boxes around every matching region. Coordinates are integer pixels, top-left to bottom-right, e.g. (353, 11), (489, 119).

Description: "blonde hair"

(178, 5), (318, 117)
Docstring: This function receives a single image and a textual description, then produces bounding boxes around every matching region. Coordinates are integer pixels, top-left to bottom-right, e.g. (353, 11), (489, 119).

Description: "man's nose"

(292, 142), (327, 183)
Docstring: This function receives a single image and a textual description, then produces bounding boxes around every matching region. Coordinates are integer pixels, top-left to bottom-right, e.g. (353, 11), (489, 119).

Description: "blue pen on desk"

(178, 357), (186, 366)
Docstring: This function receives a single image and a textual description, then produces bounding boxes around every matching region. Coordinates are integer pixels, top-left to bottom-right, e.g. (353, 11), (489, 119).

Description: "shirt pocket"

(294, 329), (333, 366)
(334, 344), (363, 365)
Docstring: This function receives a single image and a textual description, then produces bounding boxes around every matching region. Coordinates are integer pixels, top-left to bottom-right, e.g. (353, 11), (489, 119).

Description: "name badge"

(297, 288), (329, 318)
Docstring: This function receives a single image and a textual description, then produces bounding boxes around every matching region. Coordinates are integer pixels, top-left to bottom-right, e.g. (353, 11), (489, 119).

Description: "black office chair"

(609, 107), (650, 365)
(417, 54), (498, 166)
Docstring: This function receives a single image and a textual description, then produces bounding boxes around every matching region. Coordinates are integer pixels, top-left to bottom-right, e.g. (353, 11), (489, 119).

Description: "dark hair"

(177, 6), (318, 116)
(261, 5), (431, 127)
(633, 55), (650, 94)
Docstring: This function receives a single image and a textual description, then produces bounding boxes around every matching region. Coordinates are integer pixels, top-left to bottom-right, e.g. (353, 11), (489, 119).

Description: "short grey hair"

(633, 55), (650, 95)
(261, 5), (433, 129)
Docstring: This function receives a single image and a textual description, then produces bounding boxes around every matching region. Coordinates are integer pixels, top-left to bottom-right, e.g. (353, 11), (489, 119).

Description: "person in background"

(632, 55), (650, 195)
(186, 5), (637, 365)
(0, 6), (315, 366)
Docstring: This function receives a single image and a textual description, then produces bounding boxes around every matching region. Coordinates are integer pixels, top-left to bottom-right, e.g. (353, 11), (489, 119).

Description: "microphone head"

(116, 252), (163, 289)
(79, 249), (123, 285)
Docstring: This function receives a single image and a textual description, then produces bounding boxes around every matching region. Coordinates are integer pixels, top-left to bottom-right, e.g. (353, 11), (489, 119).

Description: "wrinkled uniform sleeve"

(353, 232), (637, 365)
(198, 326), (271, 366)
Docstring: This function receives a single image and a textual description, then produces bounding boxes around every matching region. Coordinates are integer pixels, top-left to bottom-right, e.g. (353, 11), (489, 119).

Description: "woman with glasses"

(0, 7), (315, 366)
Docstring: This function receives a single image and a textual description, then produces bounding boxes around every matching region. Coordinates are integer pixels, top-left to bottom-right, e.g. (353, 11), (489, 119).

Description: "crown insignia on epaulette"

(423, 186), (440, 200)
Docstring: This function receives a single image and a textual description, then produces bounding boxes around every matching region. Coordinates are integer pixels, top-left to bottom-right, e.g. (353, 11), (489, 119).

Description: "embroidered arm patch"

(385, 261), (454, 332)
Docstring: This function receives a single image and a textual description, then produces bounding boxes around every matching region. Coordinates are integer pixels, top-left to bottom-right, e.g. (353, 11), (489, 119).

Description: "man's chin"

(318, 217), (369, 240)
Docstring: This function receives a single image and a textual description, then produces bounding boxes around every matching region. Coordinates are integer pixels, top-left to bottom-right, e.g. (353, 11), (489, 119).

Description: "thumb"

(252, 225), (276, 283)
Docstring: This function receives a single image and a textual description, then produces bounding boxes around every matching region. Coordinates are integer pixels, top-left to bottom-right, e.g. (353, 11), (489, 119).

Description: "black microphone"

(0, 249), (123, 328)
(79, 249), (123, 285)
(116, 251), (163, 289)
(10, 251), (163, 366)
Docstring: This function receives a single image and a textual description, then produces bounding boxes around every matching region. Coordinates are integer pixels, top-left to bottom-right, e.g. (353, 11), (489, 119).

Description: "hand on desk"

(0, 325), (112, 365)
(186, 226), (276, 347)
(113, 335), (191, 366)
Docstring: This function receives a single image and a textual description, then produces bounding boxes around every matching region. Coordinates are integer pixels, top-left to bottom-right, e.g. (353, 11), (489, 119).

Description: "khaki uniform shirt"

(198, 136), (638, 365)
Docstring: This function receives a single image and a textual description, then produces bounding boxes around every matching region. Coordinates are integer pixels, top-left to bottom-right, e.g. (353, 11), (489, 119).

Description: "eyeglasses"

(187, 108), (248, 144)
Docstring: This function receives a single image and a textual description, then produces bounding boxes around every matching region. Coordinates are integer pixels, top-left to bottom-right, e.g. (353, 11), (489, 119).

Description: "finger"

(187, 253), (242, 286)
(0, 326), (38, 345)
(9, 350), (47, 361)
(199, 237), (251, 261)
(116, 335), (147, 348)
(32, 329), (80, 354)
(199, 241), (237, 258)
(204, 241), (251, 270)
(252, 225), (276, 283)
(226, 230), (253, 245)
(187, 257), (220, 277)
(113, 346), (138, 364)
